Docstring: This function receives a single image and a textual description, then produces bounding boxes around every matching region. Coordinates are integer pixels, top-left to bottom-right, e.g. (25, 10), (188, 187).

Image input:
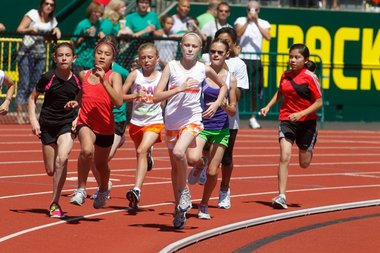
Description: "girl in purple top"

(187, 38), (237, 219)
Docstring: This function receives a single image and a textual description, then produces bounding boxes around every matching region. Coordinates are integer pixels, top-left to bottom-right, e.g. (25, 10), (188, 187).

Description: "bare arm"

(260, 90), (282, 117)
(223, 75), (237, 117)
(122, 70), (146, 102)
(289, 97), (323, 122)
(28, 89), (42, 136)
(17, 15), (37, 34)
(203, 65), (228, 118)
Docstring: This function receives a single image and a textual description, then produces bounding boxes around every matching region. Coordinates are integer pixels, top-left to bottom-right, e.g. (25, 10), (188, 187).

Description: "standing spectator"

(154, 15), (179, 70)
(125, 0), (163, 38)
(235, 0), (271, 129)
(170, 0), (191, 35)
(123, 0), (163, 69)
(196, 0), (221, 30)
(260, 43), (322, 209)
(16, 0), (61, 124)
(153, 32), (227, 229)
(202, 2), (232, 40)
(186, 17), (207, 43)
(100, 0), (127, 37)
(70, 39), (123, 209)
(201, 27), (249, 210)
(0, 70), (15, 115)
(28, 42), (81, 218)
(123, 43), (164, 209)
(71, 2), (104, 73)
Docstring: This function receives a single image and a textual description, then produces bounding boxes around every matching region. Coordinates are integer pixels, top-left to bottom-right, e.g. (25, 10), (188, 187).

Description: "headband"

(95, 41), (117, 58)
(181, 32), (203, 46)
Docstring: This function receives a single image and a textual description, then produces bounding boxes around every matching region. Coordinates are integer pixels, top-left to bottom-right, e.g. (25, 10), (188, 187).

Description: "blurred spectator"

(0, 23), (5, 32)
(196, 0), (221, 30)
(186, 17), (207, 43)
(290, 0), (319, 8)
(125, 0), (163, 38)
(154, 15), (178, 70)
(321, 0), (339, 9)
(235, 0), (271, 129)
(170, 0), (191, 35)
(202, 2), (232, 40)
(123, 0), (163, 70)
(100, 0), (129, 37)
(70, 2), (104, 73)
(16, 0), (61, 124)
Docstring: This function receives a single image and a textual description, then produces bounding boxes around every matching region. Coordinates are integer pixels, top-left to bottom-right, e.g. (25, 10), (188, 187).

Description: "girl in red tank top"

(70, 38), (123, 209)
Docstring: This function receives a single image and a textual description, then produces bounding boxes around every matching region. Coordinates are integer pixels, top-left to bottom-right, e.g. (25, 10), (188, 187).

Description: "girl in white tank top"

(153, 32), (228, 229)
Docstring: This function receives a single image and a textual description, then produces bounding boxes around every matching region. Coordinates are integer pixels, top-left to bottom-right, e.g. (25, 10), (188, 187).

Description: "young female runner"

(28, 42), (80, 218)
(122, 42), (164, 209)
(187, 38), (237, 219)
(70, 38), (123, 209)
(153, 32), (227, 229)
(260, 43), (322, 209)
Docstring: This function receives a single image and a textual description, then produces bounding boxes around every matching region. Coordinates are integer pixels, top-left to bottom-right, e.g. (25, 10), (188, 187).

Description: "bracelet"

(5, 97), (12, 102)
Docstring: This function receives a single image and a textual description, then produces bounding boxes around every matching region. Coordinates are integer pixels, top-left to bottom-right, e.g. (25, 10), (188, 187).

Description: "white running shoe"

(126, 188), (140, 209)
(178, 187), (192, 212)
(249, 117), (261, 129)
(198, 204), (211, 220)
(70, 188), (87, 206)
(272, 195), (288, 209)
(218, 188), (231, 209)
(93, 190), (109, 209)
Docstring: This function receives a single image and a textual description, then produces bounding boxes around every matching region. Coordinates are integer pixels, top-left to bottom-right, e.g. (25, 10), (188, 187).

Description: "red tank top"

(77, 69), (114, 135)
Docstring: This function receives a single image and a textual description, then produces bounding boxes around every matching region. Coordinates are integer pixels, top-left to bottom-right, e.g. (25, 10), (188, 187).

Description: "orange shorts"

(165, 122), (203, 149)
(129, 123), (164, 144)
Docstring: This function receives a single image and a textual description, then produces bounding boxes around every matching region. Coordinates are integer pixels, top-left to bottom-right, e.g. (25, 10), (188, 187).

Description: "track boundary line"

(159, 199), (380, 253)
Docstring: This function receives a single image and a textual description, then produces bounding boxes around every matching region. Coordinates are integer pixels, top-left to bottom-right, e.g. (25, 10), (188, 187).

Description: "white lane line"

(1, 184), (380, 243)
(159, 199), (380, 253)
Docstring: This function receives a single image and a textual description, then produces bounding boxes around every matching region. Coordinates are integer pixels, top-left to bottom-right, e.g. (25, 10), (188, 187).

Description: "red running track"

(0, 124), (379, 252)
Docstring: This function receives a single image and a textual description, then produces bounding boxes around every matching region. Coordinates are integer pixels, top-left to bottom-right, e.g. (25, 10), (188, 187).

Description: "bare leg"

(77, 127), (96, 190)
(278, 138), (292, 195)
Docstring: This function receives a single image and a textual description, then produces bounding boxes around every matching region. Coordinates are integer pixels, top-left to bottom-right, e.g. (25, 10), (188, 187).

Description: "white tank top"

(165, 60), (206, 130)
(130, 69), (163, 126)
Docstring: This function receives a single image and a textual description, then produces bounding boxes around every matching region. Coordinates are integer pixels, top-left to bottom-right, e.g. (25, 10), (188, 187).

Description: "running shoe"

(126, 188), (140, 209)
(49, 203), (64, 218)
(178, 187), (192, 212)
(70, 188), (87, 206)
(249, 117), (261, 129)
(272, 195), (288, 209)
(198, 166), (207, 185)
(198, 204), (211, 220)
(217, 188), (231, 209)
(93, 190), (109, 209)
(173, 209), (186, 229)
(147, 147), (154, 171)
(90, 180), (113, 199)
(188, 167), (202, 185)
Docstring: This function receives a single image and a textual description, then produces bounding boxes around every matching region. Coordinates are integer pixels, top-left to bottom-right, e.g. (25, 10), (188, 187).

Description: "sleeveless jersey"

(165, 60), (206, 130)
(130, 69), (163, 126)
(77, 70), (115, 135)
(202, 71), (230, 130)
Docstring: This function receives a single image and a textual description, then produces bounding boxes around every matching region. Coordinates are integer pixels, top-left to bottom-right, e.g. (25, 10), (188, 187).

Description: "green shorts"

(199, 128), (230, 147)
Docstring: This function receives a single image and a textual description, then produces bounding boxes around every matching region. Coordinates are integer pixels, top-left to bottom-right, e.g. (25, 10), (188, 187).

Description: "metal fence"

(0, 33), (324, 126)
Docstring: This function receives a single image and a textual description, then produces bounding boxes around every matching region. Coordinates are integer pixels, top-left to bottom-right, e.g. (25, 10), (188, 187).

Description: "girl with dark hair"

(260, 43), (323, 209)
(28, 42), (80, 218)
(70, 38), (123, 209)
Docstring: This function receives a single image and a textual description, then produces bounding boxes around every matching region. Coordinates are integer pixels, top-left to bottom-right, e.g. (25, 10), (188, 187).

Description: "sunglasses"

(210, 50), (225, 55)
(44, 2), (54, 7)
(218, 9), (230, 13)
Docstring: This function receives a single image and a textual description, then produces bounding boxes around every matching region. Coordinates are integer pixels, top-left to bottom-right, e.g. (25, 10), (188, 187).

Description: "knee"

(187, 154), (201, 166)
(136, 146), (148, 157)
(300, 160), (311, 168)
(56, 154), (69, 168)
(280, 153), (291, 164)
(80, 149), (93, 161)
(172, 149), (185, 161)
